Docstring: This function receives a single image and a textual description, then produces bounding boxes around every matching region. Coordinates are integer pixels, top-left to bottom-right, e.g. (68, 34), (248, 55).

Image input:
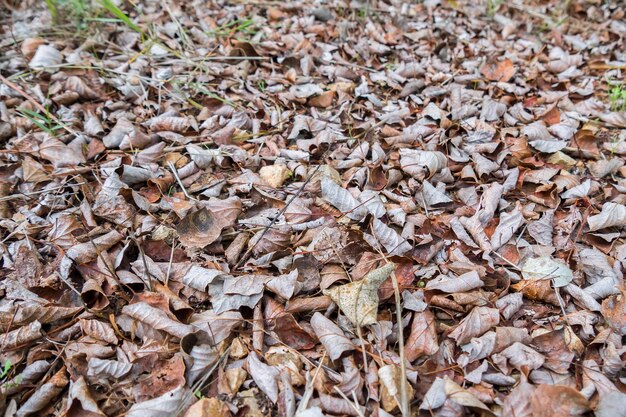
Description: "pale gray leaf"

(310, 312), (355, 361)
(588, 202), (626, 231)
(126, 386), (190, 417)
(320, 177), (367, 221)
(490, 208), (525, 250)
(88, 358), (133, 379)
(122, 302), (193, 338)
(247, 351), (280, 403)
(372, 219), (412, 256)
(182, 266), (228, 292)
(425, 271), (484, 293)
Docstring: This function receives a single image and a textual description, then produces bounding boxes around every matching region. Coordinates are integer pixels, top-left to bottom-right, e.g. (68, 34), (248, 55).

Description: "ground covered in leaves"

(1, 0), (626, 416)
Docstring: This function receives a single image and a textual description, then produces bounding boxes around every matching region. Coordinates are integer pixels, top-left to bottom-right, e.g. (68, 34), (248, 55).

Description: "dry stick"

(0, 182), (86, 202)
(167, 161), (196, 201)
(0, 73), (79, 138)
(297, 351), (327, 414)
(165, 236), (177, 287)
(175, 345), (232, 417)
(374, 245), (410, 417)
(333, 386), (365, 417)
(234, 162), (324, 270)
(390, 267), (410, 417)
(130, 234), (154, 292)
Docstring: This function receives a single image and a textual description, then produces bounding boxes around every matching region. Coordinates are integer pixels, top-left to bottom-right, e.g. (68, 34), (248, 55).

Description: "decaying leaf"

(323, 263), (396, 327)
(2, 1), (625, 414)
(522, 256), (574, 288)
(177, 208), (224, 248)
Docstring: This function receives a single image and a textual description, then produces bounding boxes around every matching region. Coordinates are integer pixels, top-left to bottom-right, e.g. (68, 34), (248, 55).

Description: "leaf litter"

(0, 0), (626, 416)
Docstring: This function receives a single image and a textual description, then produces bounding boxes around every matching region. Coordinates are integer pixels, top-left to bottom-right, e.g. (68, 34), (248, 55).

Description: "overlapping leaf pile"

(0, 0), (625, 416)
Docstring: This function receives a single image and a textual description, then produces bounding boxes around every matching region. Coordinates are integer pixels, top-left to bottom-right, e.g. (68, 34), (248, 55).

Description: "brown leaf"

(480, 57), (516, 82)
(404, 309), (439, 361)
(183, 398), (231, 417)
(601, 291), (626, 335)
(272, 313), (317, 350)
(530, 385), (590, 417)
(177, 208), (224, 248)
(134, 354), (186, 402)
(448, 307), (500, 345)
(16, 367), (69, 416)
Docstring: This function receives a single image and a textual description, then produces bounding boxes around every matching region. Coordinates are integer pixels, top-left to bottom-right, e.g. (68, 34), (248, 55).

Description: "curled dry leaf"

(122, 302), (193, 339)
(378, 365), (414, 413)
(65, 376), (106, 416)
(588, 202), (626, 231)
(15, 367), (68, 417)
(177, 208), (224, 248)
(247, 351), (280, 403)
(310, 312), (355, 360)
(29, 44), (62, 68)
(88, 358), (133, 380)
(425, 271), (483, 293)
(320, 176), (368, 221)
(371, 219), (412, 256)
(126, 386), (190, 417)
(399, 149), (447, 180)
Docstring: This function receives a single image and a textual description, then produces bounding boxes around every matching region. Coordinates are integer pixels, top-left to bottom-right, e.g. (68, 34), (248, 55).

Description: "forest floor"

(0, 0), (625, 416)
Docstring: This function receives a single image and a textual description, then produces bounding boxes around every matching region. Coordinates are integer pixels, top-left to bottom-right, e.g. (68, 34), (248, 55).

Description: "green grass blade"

(44, 0), (58, 19)
(99, 0), (142, 33)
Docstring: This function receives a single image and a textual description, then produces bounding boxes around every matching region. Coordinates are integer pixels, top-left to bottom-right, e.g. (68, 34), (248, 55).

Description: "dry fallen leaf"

(310, 312), (355, 360)
(177, 208), (224, 248)
(2, 1), (625, 414)
(449, 307), (500, 345)
(587, 202), (626, 231)
(480, 57), (516, 82)
(323, 263), (396, 327)
(521, 256), (574, 288)
(530, 385), (590, 417)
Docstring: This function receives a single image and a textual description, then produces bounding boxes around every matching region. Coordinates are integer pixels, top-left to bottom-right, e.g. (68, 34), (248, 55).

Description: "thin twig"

(167, 161), (196, 201)
(333, 386), (365, 417)
(390, 267), (410, 417)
